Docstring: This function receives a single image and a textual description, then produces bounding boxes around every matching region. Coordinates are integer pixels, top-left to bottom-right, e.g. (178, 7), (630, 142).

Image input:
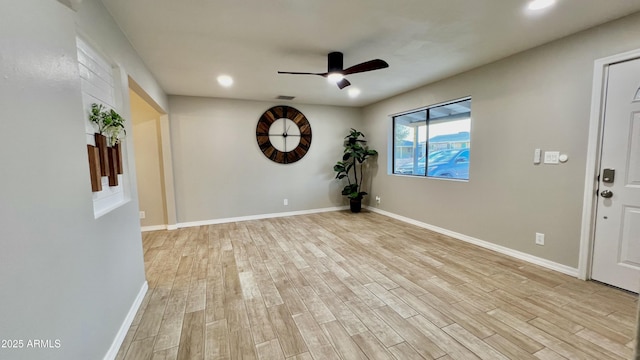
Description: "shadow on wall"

(363, 161), (379, 198)
(328, 180), (346, 206)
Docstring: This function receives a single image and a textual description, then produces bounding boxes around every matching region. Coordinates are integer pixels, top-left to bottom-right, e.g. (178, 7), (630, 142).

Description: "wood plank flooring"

(116, 211), (638, 360)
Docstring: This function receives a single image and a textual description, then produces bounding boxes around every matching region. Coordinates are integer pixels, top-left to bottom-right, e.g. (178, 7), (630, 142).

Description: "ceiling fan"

(278, 52), (389, 89)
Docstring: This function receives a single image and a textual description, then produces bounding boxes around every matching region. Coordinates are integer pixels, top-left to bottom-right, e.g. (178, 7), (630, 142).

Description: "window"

(393, 98), (471, 180)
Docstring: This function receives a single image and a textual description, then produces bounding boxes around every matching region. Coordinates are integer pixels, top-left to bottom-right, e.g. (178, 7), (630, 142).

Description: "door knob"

(600, 190), (613, 198)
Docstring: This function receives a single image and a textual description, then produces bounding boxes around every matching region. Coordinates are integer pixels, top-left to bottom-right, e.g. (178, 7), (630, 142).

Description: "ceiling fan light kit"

(278, 51), (389, 89)
(327, 72), (344, 83)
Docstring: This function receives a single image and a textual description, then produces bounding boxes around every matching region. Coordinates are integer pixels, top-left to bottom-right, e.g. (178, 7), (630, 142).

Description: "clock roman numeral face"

(256, 106), (312, 164)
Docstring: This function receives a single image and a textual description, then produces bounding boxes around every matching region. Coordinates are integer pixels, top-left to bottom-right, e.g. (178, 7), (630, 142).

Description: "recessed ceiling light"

(348, 88), (361, 98)
(528, 0), (555, 10)
(217, 75), (233, 87)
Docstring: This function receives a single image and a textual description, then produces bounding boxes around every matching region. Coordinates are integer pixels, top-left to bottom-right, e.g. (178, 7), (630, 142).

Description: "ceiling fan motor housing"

(328, 52), (344, 73)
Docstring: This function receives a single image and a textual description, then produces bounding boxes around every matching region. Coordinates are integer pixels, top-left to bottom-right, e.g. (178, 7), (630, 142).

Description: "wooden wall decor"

(114, 143), (123, 174)
(89, 137), (123, 190)
(94, 133), (110, 176)
(87, 145), (102, 192)
(108, 146), (119, 186)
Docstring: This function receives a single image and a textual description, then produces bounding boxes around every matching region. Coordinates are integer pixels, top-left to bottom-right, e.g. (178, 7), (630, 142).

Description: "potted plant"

(333, 128), (378, 213)
(90, 103), (126, 146)
(89, 103), (127, 177)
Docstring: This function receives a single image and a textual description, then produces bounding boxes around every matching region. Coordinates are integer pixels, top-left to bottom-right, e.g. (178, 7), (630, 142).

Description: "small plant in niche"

(89, 103), (127, 146)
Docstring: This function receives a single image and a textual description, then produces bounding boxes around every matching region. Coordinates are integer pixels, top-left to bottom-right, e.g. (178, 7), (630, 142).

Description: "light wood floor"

(116, 211), (638, 360)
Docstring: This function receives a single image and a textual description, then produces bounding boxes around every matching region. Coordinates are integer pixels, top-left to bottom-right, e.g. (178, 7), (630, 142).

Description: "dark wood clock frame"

(256, 105), (312, 164)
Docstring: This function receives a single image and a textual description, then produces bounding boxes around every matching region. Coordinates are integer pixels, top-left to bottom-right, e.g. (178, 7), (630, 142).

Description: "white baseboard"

(367, 207), (579, 277)
(103, 281), (148, 360)
(176, 206), (349, 229)
(141, 225), (167, 232)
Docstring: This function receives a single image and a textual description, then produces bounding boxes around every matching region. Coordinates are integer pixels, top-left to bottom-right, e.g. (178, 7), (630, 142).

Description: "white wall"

(169, 96), (362, 223)
(363, 12), (640, 268)
(0, 0), (166, 359)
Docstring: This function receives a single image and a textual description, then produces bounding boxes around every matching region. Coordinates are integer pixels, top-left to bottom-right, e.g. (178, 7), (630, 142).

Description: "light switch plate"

(533, 148), (541, 164)
(544, 151), (560, 164)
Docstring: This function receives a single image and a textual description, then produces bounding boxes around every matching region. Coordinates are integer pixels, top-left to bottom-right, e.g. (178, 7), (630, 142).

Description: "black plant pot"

(349, 198), (362, 213)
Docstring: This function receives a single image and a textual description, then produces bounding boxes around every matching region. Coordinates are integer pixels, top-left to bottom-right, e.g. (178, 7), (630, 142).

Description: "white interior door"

(591, 57), (640, 293)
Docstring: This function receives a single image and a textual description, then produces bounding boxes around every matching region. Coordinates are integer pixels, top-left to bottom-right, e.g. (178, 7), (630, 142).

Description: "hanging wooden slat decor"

(114, 143), (123, 174)
(108, 146), (119, 186)
(87, 145), (102, 192)
(94, 133), (110, 177)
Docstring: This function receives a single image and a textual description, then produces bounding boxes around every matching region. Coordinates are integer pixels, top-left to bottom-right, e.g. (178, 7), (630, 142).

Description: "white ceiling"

(101, 0), (640, 107)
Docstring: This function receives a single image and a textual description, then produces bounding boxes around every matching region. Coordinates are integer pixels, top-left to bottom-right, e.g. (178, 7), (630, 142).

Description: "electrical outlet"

(283, 199), (288, 206)
(139, 211), (146, 219)
(375, 196), (381, 204)
(535, 232), (545, 245)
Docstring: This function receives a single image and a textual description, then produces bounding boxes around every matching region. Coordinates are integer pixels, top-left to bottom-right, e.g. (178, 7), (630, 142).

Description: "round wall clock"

(256, 105), (312, 164)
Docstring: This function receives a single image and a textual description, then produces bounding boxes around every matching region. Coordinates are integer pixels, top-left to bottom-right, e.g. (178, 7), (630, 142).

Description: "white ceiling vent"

(276, 95), (295, 100)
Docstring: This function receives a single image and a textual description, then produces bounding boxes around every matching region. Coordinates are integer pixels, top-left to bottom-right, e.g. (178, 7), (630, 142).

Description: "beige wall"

(131, 90), (167, 228)
(362, 12), (640, 269)
(169, 96), (363, 223)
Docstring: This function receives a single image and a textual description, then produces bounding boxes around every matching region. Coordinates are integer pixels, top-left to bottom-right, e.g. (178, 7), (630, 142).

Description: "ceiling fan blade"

(278, 53), (386, 90)
(336, 78), (351, 89)
(343, 59), (389, 75)
(277, 71), (326, 76)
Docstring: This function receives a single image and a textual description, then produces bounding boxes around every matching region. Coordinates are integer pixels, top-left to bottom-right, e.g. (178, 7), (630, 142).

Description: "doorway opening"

(128, 78), (176, 231)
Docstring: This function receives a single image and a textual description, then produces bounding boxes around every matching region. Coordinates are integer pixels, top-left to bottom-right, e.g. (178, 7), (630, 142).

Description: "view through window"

(393, 98), (471, 180)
